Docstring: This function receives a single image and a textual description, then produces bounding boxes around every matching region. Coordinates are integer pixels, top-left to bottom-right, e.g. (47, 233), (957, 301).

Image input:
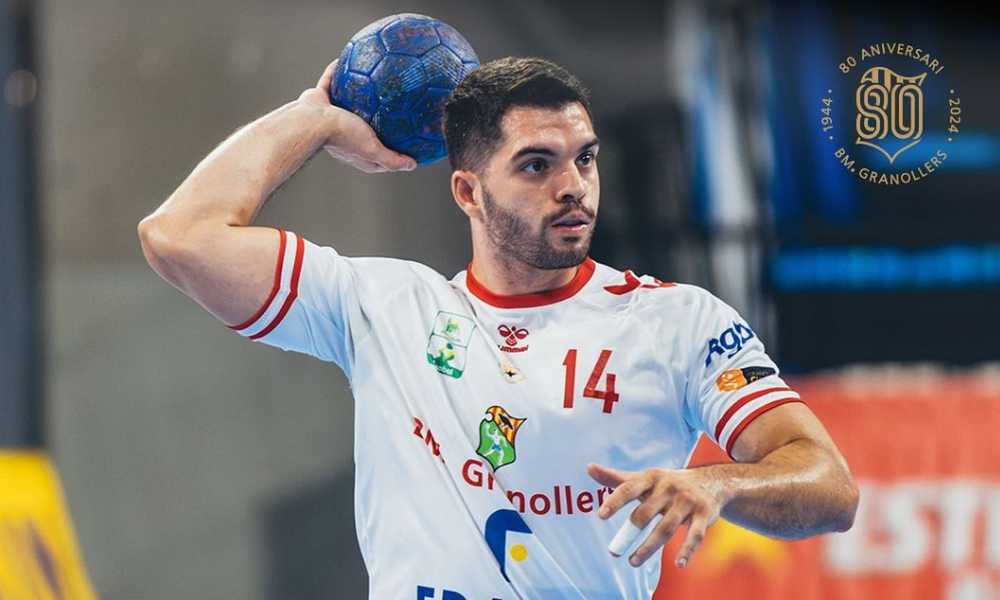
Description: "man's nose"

(556, 164), (587, 203)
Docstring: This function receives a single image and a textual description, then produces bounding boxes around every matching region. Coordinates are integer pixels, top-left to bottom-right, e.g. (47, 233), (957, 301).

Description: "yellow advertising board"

(0, 451), (98, 600)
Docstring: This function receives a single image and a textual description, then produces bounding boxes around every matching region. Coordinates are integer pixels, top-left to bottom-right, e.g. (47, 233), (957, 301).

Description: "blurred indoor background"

(2, 0), (998, 599)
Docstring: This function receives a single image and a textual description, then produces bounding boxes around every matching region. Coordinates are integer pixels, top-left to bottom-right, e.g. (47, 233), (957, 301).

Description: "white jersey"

(230, 229), (802, 600)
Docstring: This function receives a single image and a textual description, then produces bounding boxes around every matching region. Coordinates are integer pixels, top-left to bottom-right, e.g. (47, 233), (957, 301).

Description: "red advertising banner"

(654, 370), (1000, 600)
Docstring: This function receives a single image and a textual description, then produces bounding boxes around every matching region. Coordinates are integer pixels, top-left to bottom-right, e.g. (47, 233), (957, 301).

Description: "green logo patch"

(426, 311), (475, 379)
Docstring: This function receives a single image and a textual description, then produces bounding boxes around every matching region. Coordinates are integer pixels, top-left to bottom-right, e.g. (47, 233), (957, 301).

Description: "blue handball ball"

(329, 13), (480, 167)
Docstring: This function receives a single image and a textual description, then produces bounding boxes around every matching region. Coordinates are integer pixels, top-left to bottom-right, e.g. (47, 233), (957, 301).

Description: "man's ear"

(451, 170), (485, 221)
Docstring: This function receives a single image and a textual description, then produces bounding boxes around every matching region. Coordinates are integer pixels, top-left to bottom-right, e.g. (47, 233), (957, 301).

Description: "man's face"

(478, 103), (600, 270)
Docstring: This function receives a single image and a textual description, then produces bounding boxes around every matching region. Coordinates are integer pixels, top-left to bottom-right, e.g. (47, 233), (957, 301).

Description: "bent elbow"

(138, 214), (191, 286)
(832, 476), (860, 533)
(139, 215), (170, 263)
(138, 215), (161, 254)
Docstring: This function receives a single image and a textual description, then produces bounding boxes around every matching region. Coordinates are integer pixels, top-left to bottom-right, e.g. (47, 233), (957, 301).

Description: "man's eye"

(523, 160), (545, 173)
(578, 152), (594, 166)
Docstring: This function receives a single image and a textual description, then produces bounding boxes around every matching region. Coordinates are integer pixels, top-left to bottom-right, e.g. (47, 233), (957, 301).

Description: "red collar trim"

(465, 258), (596, 309)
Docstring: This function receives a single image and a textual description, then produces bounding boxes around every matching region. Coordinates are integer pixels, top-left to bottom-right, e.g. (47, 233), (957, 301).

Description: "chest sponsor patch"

(425, 311), (476, 379)
(715, 366), (777, 391)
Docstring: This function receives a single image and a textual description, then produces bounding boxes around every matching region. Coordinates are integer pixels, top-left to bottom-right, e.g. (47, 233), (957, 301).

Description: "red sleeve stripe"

(724, 398), (805, 457)
(250, 234), (305, 340)
(714, 386), (796, 442)
(229, 229), (287, 332)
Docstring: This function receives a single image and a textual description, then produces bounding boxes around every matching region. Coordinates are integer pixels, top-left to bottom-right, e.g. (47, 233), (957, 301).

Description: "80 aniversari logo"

(820, 41), (961, 185)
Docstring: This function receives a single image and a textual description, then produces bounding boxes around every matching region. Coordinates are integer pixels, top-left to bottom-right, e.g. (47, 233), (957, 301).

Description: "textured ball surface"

(330, 13), (479, 166)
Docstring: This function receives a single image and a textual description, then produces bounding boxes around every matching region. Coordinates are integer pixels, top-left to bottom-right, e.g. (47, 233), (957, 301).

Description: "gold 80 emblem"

(820, 42), (961, 185)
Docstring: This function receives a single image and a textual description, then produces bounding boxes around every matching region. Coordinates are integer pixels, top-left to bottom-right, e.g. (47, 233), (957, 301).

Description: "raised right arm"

(137, 61), (416, 327)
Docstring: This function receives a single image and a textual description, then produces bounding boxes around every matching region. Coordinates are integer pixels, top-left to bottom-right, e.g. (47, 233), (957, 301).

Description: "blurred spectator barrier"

(0, 452), (98, 600)
(656, 368), (1000, 600)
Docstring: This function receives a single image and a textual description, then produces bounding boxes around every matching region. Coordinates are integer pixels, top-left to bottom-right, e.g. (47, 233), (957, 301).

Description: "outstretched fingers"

(674, 511), (713, 569)
(595, 472), (652, 519)
(587, 462), (631, 487)
(316, 59), (339, 92)
(352, 158), (389, 173)
(588, 464), (724, 569)
(355, 120), (416, 172)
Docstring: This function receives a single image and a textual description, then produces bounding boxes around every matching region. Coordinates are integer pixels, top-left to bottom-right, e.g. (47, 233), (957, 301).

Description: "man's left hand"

(587, 462), (729, 569)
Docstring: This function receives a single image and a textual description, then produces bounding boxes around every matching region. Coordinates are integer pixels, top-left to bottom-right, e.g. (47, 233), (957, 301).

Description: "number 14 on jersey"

(562, 349), (619, 414)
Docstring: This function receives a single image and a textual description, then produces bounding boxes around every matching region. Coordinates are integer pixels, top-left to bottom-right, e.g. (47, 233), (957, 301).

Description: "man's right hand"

(300, 60), (417, 173)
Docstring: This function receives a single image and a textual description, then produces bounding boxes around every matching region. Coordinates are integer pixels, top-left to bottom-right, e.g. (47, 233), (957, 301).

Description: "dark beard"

(481, 187), (595, 270)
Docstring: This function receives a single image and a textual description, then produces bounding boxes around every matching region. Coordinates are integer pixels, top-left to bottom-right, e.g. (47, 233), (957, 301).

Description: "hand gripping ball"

(329, 14), (480, 167)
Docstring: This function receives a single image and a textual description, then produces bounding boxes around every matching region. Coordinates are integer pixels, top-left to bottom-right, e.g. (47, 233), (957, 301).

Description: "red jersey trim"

(714, 386), (794, 442)
(603, 270), (676, 295)
(230, 228), (286, 331)
(250, 235), (305, 340)
(465, 257), (596, 309)
(725, 398), (805, 458)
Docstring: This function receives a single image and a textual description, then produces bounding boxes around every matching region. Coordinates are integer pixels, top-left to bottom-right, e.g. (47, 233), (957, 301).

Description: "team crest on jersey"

(425, 311), (476, 379)
(476, 406), (526, 471)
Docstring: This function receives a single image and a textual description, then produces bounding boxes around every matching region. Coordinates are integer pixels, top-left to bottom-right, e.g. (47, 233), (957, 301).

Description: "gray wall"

(38, 1), (667, 598)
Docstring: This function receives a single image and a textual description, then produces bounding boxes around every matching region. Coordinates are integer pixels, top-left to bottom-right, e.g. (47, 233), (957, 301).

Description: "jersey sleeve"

(682, 288), (803, 458)
(226, 229), (375, 377)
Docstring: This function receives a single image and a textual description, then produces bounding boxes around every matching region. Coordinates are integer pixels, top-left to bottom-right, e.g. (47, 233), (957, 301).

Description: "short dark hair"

(443, 57), (592, 172)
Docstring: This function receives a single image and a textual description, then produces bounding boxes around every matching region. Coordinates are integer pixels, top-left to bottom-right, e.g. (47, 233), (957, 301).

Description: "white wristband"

(608, 519), (643, 557)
